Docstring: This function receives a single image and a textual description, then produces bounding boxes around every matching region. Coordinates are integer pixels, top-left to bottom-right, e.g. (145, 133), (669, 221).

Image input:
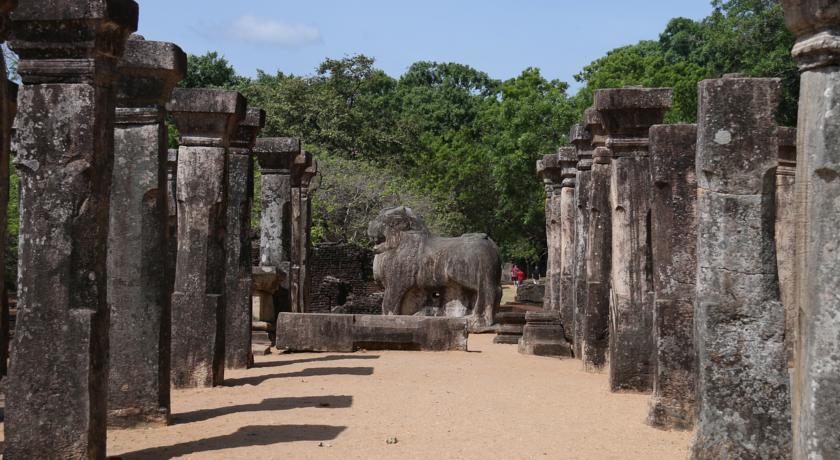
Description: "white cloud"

(228, 15), (322, 47)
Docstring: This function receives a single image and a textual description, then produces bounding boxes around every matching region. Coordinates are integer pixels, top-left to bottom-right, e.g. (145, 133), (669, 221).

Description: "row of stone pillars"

(541, 80), (794, 455)
(0, 2), (318, 457)
(536, 3), (840, 453)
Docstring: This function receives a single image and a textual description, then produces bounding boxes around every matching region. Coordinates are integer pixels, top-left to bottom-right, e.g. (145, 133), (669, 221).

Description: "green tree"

(180, 51), (248, 89)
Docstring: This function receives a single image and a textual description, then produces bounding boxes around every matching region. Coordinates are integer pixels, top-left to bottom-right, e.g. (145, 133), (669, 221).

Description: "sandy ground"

(94, 332), (690, 459)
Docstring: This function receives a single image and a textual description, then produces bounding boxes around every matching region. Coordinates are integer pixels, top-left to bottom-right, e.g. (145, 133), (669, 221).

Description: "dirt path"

(95, 334), (690, 459)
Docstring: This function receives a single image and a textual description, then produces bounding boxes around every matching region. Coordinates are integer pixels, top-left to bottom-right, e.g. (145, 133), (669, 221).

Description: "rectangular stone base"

(276, 313), (468, 352)
(518, 312), (573, 358)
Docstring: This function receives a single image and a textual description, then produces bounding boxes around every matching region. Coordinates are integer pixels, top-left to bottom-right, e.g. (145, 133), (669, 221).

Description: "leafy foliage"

(573, 0), (797, 124)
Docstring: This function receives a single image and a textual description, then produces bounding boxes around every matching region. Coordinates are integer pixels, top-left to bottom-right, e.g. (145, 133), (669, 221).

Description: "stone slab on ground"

(276, 313), (468, 352)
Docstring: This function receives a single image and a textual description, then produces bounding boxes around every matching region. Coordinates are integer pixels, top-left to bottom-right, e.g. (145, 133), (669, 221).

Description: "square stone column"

(570, 123), (593, 361)
(253, 137), (300, 316)
(167, 88), (246, 388)
(595, 87), (672, 393)
(647, 124), (698, 431)
(774, 127), (797, 372)
(557, 147), (577, 346)
(4, 1), (138, 458)
(581, 108), (611, 373)
(298, 157), (317, 313)
(692, 76), (791, 459)
(107, 35), (185, 428)
(225, 107), (265, 370)
(780, 3), (840, 457)
(537, 154), (562, 313)
(167, 148), (178, 293)
(0, 73), (16, 377)
(291, 151), (316, 313)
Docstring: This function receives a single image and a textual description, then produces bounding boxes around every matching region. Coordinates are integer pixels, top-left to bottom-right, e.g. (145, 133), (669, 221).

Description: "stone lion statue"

(367, 206), (502, 331)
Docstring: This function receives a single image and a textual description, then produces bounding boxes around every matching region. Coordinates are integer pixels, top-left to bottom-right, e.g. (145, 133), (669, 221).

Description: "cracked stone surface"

(4, 1), (138, 457)
(691, 76), (791, 459)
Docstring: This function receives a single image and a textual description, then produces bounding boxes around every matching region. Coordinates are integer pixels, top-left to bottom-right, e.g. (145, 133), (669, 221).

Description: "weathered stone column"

(647, 124), (698, 431)
(775, 127), (797, 372)
(290, 151), (315, 313)
(581, 108), (611, 372)
(692, 76), (790, 458)
(225, 107), (265, 370)
(780, 4), (840, 457)
(296, 157), (318, 313)
(4, 1), (138, 457)
(107, 36), (185, 428)
(0, 0), (16, 379)
(571, 124), (593, 360)
(253, 137), (301, 315)
(537, 155), (562, 313)
(167, 148), (178, 293)
(596, 87), (672, 392)
(168, 88), (246, 388)
(557, 147), (577, 345)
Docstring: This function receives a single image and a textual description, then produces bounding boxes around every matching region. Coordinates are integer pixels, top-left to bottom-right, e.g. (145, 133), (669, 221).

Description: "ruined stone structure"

(557, 147), (577, 345)
(518, 311), (573, 358)
(581, 108), (611, 373)
(494, 310), (526, 345)
(291, 152), (318, 313)
(168, 88), (246, 388)
(781, 3), (840, 457)
(647, 124), (698, 431)
(537, 155), (562, 313)
(692, 76), (791, 458)
(570, 123), (593, 360)
(309, 242), (381, 314)
(277, 312), (469, 352)
(225, 107), (265, 370)
(775, 127), (797, 371)
(4, 1), (138, 457)
(0, 0), (15, 377)
(107, 35), (185, 428)
(596, 87), (672, 393)
(253, 137), (300, 317)
(368, 206), (502, 331)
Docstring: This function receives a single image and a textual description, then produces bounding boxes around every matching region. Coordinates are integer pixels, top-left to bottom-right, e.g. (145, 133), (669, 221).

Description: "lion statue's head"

(367, 206), (430, 253)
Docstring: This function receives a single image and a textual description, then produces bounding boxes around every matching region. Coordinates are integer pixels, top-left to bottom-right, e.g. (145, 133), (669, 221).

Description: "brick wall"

(309, 243), (382, 314)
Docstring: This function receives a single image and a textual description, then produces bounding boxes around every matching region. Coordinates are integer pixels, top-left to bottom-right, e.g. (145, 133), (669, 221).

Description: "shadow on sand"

(113, 424), (347, 459)
(173, 395), (353, 424)
(224, 366), (375, 387)
(253, 354), (381, 369)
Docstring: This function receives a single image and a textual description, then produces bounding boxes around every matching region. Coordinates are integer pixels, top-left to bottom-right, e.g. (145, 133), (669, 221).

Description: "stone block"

(276, 313), (469, 352)
(518, 312), (573, 358)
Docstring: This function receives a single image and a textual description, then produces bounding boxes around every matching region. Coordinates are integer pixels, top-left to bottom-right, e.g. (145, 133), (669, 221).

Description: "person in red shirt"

(516, 268), (525, 286)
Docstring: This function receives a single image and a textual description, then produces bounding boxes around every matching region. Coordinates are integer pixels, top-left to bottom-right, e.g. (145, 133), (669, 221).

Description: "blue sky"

(137, 0), (714, 92)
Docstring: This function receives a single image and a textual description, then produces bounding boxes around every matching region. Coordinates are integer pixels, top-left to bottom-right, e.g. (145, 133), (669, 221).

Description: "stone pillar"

(780, 4), (840, 457)
(536, 155), (562, 313)
(291, 151), (316, 313)
(581, 108), (611, 372)
(692, 76), (790, 458)
(297, 156), (318, 313)
(167, 148), (178, 294)
(0, 0), (15, 378)
(4, 2), (138, 458)
(107, 36), (185, 428)
(557, 147), (577, 345)
(571, 123), (593, 361)
(647, 124), (698, 431)
(168, 88), (246, 388)
(225, 107), (264, 370)
(775, 127), (797, 372)
(595, 87), (672, 393)
(253, 137), (300, 315)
